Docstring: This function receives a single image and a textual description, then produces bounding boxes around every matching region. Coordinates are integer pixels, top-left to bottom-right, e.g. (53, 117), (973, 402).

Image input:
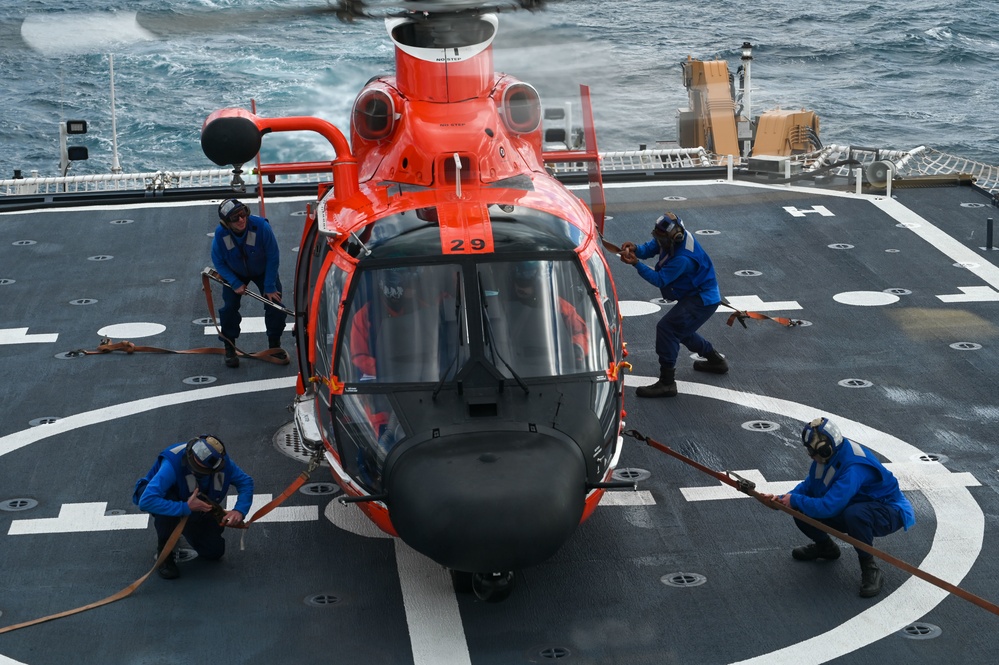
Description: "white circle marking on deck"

(96, 322), (167, 339)
(618, 300), (661, 317)
(833, 291), (900, 306)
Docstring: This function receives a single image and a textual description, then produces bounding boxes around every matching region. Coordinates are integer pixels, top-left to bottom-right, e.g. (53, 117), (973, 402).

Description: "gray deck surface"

(1, 177), (997, 664)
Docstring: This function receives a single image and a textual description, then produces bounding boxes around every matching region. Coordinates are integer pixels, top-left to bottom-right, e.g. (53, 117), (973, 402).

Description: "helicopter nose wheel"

(471, 571), (516, 602)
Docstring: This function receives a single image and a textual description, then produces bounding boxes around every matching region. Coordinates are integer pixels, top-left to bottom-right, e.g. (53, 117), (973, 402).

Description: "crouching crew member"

(134, 435), (254, 579)
(760, 417), (916, 598)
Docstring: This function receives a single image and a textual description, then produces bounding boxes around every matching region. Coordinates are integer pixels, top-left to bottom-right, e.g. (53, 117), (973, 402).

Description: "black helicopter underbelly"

(386, 429), (586, 572)
(356, 375), (617, 572)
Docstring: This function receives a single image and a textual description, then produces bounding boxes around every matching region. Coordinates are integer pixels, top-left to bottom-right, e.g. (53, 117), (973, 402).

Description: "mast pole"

(110, 54), (122, 174)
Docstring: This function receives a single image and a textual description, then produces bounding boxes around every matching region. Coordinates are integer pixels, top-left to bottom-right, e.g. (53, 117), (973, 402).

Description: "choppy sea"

(2, 0), (998, 177)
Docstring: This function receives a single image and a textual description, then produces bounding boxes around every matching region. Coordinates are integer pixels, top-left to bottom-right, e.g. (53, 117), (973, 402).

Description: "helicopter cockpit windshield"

(478, 259), (607, 377)
(338, 264), (466, 385)
(323, 203), (614, 491)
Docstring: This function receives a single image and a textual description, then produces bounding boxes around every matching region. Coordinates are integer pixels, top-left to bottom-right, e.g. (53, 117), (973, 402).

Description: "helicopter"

(200, 0), (628, 602)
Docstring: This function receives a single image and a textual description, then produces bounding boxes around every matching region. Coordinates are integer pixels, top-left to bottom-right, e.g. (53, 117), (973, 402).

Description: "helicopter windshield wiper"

(433, 271), (465, 401)
(477, 274), (529, 395)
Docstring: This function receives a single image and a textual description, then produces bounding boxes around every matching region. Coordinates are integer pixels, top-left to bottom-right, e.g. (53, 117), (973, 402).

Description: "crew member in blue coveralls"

(619, 211), (728, 398)
(211, 198), (287, 367)
(134, 435), (254, 579)
(759, 417), (916, 598)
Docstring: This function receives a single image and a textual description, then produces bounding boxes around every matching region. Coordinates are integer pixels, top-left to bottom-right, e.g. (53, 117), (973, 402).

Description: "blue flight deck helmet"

(652, 211), (685, 243)
(185, 435), (227, 475)
(218, 198), (249, 225)
(800, 417), (844, 463)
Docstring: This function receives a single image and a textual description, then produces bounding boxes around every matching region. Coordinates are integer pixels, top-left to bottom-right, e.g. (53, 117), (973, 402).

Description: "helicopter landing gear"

(471, 571), (516, 602)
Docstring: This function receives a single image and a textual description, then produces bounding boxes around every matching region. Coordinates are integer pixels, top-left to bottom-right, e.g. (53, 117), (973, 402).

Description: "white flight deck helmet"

(800, 417), (844, 463)
(218, 198), (249, 228)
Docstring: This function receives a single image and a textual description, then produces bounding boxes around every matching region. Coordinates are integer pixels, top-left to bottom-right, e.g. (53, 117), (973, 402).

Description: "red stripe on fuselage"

(437, 201), (494, 254)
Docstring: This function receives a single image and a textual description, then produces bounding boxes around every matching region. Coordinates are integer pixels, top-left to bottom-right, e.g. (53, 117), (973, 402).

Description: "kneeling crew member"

(135, 435), (254, 579)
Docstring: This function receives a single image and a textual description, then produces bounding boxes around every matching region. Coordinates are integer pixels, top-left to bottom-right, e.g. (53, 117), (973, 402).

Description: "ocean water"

(1, 0), (998, 178)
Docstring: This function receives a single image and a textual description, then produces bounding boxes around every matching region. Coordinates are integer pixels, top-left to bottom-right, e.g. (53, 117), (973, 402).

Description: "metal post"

(740, 42), (753, 127)
(109, 54), (122, 174)
(59, 122), (69, 179)
(988, 218), (994, 251)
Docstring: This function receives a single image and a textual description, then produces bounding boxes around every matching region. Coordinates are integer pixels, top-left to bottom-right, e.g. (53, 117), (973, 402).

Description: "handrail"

(4, 145), (997, 197)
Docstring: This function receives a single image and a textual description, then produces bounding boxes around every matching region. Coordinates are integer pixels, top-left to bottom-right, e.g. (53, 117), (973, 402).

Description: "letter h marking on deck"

(783, 205), (834, 218)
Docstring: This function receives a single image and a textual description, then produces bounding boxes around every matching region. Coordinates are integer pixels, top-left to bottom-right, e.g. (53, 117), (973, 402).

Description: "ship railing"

(546, 148), (714, 174)
(0, 169), (244, 195)
(0, 149), (713, 195)
(804, 144), (999, 194)
(4, 146), (996, 196)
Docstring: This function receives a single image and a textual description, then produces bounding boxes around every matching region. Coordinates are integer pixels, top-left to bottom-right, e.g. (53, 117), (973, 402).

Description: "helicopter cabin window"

(585, 250), (621, 354)
(477, 259), (608, 378)
(314, 262), (348, 383)
(337, 264), (466, 385)
(333, 393), (402, 492)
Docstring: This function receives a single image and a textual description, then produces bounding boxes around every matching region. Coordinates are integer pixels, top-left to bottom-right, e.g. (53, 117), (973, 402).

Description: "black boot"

(224, 343), (239, 368)
(636, 367), (677, 398)
(693, 349), (728, 374)
(268, 337), (288, 361)
(791, 538), (841, 561)
(859, 558), (884, 597)
(157, 546), (180, 580)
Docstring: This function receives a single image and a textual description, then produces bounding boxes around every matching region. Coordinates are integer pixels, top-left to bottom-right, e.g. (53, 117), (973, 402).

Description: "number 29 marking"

(449, 238), (486, 252)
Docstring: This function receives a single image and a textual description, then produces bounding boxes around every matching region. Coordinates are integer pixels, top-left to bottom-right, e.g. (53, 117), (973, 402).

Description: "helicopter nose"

(385, 431), (587, 573)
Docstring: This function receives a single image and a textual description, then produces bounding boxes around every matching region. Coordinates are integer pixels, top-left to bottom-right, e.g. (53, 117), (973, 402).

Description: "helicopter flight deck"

(3, 175), (999, 663)
(2, 0), (999, 663)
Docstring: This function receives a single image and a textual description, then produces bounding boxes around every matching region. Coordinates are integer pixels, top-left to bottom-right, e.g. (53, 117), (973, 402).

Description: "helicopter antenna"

(453, 153), (462, 198)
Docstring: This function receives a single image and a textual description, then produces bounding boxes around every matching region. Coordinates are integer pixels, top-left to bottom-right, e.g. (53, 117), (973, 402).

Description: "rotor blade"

(335, 0), (549, 20)
(8, 4), (343, 57)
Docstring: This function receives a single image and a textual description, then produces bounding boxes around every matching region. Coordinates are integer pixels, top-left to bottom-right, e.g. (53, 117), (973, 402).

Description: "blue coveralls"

(787, 438), (916, 562)
(137, 443), (254, 559)
(632, 231), (722, 369)
(210, 214), (287, 344)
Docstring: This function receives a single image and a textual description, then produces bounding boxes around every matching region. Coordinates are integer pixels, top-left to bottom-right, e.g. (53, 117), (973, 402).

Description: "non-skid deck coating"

(1, 178), (998, 665)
